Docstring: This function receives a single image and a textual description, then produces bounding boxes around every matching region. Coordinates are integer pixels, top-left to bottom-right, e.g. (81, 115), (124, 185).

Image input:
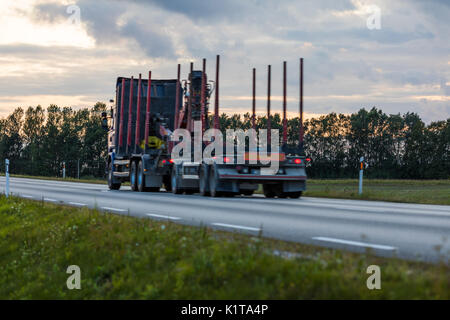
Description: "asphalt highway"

(1, 176), (449, 263)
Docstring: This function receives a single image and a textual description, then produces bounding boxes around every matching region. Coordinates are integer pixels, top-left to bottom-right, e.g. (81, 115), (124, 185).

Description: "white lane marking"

(147, 213), (181, 220)
(69, 202), (87, 207)
(312, 237), (397, 251)
(212, 223), (260, 232)
(101, 207), (127, 212)
(44, 198), (58, 202)
(243, 197), (450, 216)
(21, 195), (33, 199)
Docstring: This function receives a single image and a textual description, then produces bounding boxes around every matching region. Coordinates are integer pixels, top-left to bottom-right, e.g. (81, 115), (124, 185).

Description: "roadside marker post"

(5, 159), (10, 198)
(359, 157), (364, 195)
(63, 162), (66, 179)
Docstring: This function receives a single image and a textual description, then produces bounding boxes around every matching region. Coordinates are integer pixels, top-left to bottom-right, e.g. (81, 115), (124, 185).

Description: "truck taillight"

(224, 156), (232, 163)
(306, 158), (311, 162)
(294, 158), (302, 164)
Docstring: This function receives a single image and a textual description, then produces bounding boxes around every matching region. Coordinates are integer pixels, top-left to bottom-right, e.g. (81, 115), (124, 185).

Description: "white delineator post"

(359, 156), (364, 195)
(5, 159), (10, 198)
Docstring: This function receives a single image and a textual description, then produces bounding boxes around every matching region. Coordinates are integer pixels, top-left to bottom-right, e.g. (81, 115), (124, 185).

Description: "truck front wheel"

(108, 162), (121, 190)
(137, 161), (146, 192)
(130, 161), (138, 191)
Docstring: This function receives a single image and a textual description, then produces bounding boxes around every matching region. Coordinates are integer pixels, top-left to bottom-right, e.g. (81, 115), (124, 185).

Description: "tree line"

(0, 104), (449, 179)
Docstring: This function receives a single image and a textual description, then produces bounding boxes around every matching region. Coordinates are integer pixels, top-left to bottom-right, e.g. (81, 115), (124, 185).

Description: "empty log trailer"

(104, 56), (308, 198)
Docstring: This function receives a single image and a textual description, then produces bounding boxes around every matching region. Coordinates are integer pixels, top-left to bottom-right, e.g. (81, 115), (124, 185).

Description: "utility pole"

(359, 156), (364, 195)
(5, 159), (9, 198)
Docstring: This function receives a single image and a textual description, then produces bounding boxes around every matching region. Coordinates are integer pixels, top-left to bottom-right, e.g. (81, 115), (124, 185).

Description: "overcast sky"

(0, 0), (449, 123)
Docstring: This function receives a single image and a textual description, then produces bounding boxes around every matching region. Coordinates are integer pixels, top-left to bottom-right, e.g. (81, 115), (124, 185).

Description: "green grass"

(0, 196), (448, 299)
(304, 179), (450, 205)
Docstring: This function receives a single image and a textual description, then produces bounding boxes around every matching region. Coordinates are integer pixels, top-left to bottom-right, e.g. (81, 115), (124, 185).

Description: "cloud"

(0, 0), (448, 124)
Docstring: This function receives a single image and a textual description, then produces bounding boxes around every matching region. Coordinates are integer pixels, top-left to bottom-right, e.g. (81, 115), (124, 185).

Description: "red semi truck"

(104, 56), (308, 198)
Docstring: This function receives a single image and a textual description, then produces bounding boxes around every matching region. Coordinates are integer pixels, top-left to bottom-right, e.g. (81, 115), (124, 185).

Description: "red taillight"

(169, 159), (174, 164)
(224, 156), (232, 163)
(162, 159), (167, 164)
(294, 158), (302, 164)
(306, 158), (311, 162)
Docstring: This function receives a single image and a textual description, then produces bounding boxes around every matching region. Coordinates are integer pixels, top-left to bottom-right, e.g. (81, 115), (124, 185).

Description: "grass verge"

(0, 196), (448, 299)
(304, 179), (450, 205)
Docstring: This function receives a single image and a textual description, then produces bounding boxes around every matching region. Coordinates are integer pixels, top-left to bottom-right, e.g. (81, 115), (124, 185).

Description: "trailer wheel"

(209, 166), (222, 197)
(130, 161), (138, 191)
(199, 165), (210, 196)
(137, 160), (146, 192)
(108, 162), (121, 190)
(171, 166), (183, 194)
(163, 175), (172, 192)
(263, 184), (276, 198)
(288, 191), (302, 199)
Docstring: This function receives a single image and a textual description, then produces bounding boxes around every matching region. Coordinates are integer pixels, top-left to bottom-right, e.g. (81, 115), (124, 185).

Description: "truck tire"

(199, 165), (210, 196)
(263, 184), (276, 198)
(209, 166), (222, 197)
(130, 161), (138, 191)
(241, 190), (254, 196)
(163, 175), (172, 192)
(171, 166), (183, 194)
(108, 162), (121, 190)
(288, 191), (302, 199)
(137, 160), (146, 192)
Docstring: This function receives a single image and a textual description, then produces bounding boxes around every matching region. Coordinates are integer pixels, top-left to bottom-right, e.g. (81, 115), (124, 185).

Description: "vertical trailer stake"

(144, 71), (152, 151)
(283, 61), (287, 145)
(214, 55), (220, 130)
(201, 58), (206, 133)
(188, 62), (194, 132)
(252, 68), (256, 130)
(118, 78), (125, 152)
(267, 65), (271, 146)
(174, 64), (181, 130)
(135, 73), (142, 153)
(299, 58), (304, 152)
(126, 76), (134, 152)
